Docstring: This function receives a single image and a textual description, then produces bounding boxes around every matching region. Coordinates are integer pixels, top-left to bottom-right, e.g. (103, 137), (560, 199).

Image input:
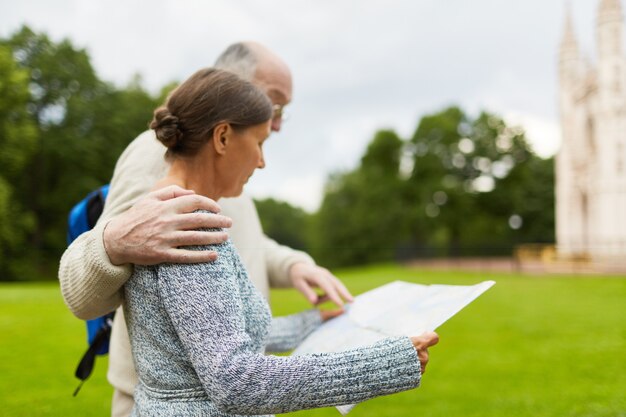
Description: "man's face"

(253, 65), (293, 132)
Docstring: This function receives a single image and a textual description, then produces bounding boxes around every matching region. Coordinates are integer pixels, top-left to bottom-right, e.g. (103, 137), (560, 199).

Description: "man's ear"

(212, 123), (230, 155)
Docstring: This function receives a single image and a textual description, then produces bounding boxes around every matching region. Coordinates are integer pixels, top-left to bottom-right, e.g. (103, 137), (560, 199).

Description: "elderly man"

(58, 42), (353, 417)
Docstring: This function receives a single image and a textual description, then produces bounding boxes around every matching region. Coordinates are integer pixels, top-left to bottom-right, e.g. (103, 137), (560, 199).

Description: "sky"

(0, 0), (605, 211)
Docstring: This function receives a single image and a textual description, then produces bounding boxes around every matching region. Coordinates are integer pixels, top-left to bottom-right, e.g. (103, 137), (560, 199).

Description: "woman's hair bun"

(150, 107), (183, 149)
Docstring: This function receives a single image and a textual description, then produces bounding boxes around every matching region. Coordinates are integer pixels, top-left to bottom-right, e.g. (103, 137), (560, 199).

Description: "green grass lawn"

(1, 264), (625, 417)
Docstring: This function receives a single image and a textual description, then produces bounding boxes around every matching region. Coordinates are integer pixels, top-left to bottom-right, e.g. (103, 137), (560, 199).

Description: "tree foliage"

(0, 26), (158, 280)
(0, 44), (37, 278)
(313, 107), (554, 267)
(408, 107), (554, 254)
(254, 198), (312, 252)
(312, 130), (413, 267)
(0, 27), (555, 279)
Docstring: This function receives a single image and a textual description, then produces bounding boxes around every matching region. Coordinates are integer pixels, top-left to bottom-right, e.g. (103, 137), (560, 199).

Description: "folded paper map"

(292, 280), (496, 414)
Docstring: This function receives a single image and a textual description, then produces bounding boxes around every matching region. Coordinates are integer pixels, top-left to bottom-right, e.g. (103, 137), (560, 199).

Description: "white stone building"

(557, 0), (626, 259)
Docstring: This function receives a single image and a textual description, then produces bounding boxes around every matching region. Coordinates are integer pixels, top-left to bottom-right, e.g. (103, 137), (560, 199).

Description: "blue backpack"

(67, 184), (113, 395)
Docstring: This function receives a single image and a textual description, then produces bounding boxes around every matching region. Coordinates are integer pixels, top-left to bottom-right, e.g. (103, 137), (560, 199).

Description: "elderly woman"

(123, 68), (439, 416)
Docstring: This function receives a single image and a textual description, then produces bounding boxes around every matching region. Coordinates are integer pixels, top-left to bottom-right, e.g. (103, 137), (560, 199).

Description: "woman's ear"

(212, 123), (230, 155)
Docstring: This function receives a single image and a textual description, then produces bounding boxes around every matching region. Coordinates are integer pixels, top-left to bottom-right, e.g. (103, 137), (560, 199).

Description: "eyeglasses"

(272, 104), (289, 122)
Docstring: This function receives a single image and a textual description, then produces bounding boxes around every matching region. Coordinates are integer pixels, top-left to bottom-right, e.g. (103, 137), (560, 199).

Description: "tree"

(1, 26), (158, 280)
(1, 26), (105, 274)
(314, 106), (555, 268)
(0, 45), (37, 279)
(407, 107), (552, 256)
(407, 106), (471, 255)
(255, 198), (312, 252)
(313, 129), (412, 267)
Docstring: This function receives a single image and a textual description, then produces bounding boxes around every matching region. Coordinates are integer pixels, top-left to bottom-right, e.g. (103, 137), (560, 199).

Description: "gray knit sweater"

(124, 223), (422, 416)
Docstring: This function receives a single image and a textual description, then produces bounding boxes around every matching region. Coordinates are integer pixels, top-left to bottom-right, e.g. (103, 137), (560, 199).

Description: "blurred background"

(0, 1), (624, 416)
(0, 0), (589, 279)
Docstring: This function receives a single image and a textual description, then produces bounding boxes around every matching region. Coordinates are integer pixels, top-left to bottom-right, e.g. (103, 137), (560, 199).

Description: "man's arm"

(58, 131), (231, 320)
(59, 220), (131, 320)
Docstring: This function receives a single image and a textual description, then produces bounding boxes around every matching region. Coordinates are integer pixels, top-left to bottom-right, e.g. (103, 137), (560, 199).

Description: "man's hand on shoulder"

(103, 185), (232, 266)
(289, 262), (354, 307)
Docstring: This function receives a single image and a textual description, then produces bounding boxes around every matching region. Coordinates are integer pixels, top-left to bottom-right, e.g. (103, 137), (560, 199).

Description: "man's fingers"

(303, 271), (343, 306)
(317, 279), (344, 307)
(289, 263), (353, 307)
(163, 248), (219, 264)
(169, 230), (229, 247)
(293, 279), (319, 304)
(331, 276), (354, 303)
(175, 212), (233, 230)
(315, 294), (330, 305)
(166, 193), (223, 214)
(150, 185), (196, 201)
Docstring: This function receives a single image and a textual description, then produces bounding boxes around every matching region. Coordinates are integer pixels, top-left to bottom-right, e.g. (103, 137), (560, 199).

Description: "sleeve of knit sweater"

(58, 221), (131, 319)
(265, 310), (322, 353)
(157, 250), (422, 415)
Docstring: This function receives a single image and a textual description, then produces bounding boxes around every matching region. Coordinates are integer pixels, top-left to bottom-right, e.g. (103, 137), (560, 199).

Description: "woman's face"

(222, 120), (272, 197)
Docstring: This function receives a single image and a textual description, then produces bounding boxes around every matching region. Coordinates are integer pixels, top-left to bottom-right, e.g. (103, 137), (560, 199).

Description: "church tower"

(557, 5), (585, 257)
(557, 0), (626, 260)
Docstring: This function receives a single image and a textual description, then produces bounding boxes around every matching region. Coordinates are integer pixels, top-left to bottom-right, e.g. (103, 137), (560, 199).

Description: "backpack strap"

(73, 313), (114, 396)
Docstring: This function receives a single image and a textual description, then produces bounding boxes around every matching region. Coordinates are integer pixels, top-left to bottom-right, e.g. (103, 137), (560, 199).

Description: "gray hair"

(214, 43), (258, 81)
